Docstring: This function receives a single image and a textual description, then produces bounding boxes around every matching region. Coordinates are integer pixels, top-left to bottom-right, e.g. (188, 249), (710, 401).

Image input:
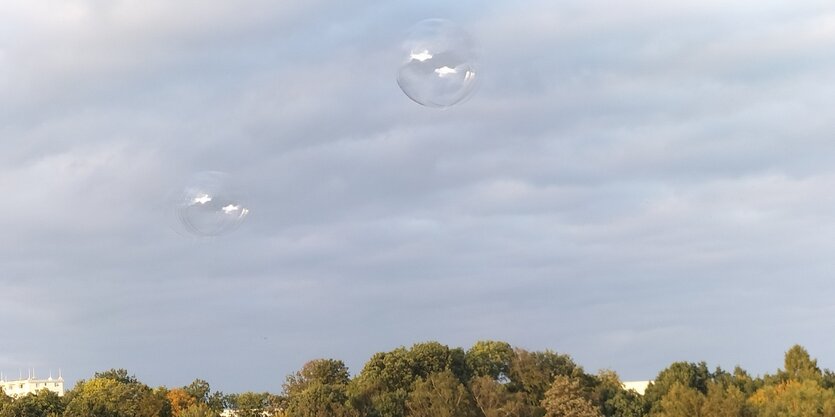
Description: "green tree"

(205, 391), (226, 413)
(286, 382), (355, 417)
(347, 383), (408, 417)
(0, 391), (12, 415)
(183, 380), (226, 413)
(654, 383), (703, 417)
(699, 383), (749, 417)
(167, 388), (197, 417)
(822, 369), (835, 390)
(783, 345), (823, 382)
(749, 379), (835, 417)
(0, 389), (64, 417)
(185, 380), (211, 404)
(642, 362), (711, 414)
(350, 342), (471, 417)
(284, 359), (351, 396)
(467, 341), (515, 381)
(284, 359), (354, 417)
(603, 390), (644, 417)
(593, 371), (643, 417)
(508, 348), (589, 412)
(409, 342), (469, 383)
(541, 375), (602, 417)
(730, 366), (761, 396)
(63, 377), (171, 417)
(406, 370), (479, 417)
(356, 347), (415, 393)
(230, 392), (278, 417)
(178, 404), (220, 417)
(470, 375), (533, 417)
(93, 369), (140, 385)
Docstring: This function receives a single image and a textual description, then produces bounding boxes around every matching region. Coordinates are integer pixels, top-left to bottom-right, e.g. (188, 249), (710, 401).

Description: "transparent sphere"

(173, 171), (250, 238)
(397, 19), (478, 109)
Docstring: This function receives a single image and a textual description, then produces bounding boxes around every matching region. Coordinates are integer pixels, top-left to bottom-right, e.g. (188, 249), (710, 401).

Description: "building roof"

(622, 380), (651, 395)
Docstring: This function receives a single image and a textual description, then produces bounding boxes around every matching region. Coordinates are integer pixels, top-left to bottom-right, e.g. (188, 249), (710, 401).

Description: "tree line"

(1, 341), (834, 416)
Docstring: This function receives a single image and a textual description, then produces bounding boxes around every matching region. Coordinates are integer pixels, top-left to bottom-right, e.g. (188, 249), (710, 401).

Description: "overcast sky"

(3, 0), (835, 393)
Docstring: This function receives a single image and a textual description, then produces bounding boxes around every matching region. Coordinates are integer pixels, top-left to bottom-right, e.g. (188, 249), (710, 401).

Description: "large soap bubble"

(173, 171), (250, 238)
(397, 19), (479, 109)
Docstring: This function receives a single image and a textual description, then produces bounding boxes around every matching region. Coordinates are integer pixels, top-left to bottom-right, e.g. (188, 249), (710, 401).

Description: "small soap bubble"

(173, 171), (250, 238)
(397, 19), (479, 109)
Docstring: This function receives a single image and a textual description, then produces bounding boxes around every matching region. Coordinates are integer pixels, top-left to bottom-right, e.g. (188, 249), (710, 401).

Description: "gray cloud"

(2, 0), (835, 392)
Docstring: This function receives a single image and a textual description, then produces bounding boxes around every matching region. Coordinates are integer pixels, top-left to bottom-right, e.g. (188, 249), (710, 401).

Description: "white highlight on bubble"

(221, 204), (245, 215)
(434, 66), (457, 76)
(411, 50), (433, 62)
(193, 194), (212, 205)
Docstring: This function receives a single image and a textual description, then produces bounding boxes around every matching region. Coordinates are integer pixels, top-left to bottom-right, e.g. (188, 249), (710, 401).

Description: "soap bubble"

(397, 19), (479, 108)
(173, 171), (250, 238)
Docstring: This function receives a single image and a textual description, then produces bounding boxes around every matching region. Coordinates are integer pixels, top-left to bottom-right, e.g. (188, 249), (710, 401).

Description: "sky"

(3, 0), (835, 393)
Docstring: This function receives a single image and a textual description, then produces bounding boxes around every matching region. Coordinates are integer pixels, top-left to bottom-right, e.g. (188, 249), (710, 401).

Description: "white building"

(220, 409), (273, 417)
(0, 370), (65, 397)
(622, 380), (651, 395)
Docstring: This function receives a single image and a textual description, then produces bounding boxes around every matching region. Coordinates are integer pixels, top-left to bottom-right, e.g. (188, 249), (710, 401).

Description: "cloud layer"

(3, 0), (835, 392)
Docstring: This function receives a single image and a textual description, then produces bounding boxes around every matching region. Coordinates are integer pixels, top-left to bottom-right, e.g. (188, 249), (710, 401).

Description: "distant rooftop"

(622, 380), (651, 395)
(0, 369), (66, 397)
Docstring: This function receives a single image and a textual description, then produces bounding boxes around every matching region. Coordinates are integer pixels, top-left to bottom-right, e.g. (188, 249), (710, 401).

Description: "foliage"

(63, 377), (171, 417)
(467, 341), (515, 381)
(654, 383), (703, 417)
(700, 383), (750, 417)
(227, 392), (279, 417)
(594, 371), (643, 417)
(184, 380), (210, 405)
(283, 359), (354, 417)
(406, 370), (478, 417)
(93, 369), (140, 385)
(183, 380), (227, 412)
(643, 362), (711, 414)
(470, 375), (533, 417)
(508, 348), (588, 411)
(541, 375), (602, 417)
(0, 391), (10, 415)
(7, 342), (835, 417)
(350, 341), (470, 417)
(783, 345), (823, 382)
(167, 388), (196, 417)
(0, 390), (64, 417)
(749, 379), (835, 417)
(283, 359), (351, 396)
(178, 404), (219, 417)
